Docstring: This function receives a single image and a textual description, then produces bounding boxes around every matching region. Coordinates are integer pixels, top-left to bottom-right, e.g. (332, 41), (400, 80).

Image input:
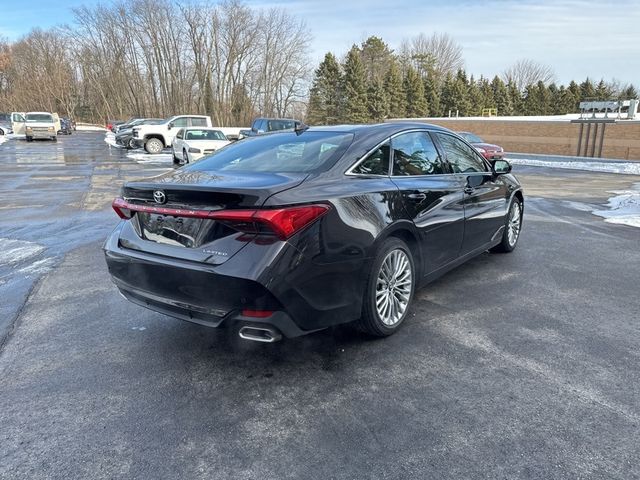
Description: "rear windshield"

(26, 114), (54, 123)
(189, 132), (353, 173)
(186, 129), (227, 141)
(459, 132), (483, 143)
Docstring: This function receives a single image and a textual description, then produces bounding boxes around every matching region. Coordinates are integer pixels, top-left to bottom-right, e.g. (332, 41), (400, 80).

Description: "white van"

(12, 112), (58, 141)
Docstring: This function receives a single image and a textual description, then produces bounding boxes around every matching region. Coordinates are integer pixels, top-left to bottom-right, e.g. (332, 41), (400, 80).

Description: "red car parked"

(458, 132), (504, 160)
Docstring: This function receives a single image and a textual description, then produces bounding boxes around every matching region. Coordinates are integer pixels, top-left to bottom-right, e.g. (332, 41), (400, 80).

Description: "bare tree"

(400, 32), (464, 82)
(502, 59), (555, 92)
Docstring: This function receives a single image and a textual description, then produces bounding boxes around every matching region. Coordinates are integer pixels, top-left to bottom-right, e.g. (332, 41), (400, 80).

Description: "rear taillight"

(110, 198), (329, 239)
(112, 197), (132, 219)
(210, 205), (330, 239)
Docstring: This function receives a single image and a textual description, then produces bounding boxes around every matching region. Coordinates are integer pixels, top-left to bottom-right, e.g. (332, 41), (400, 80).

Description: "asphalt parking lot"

(1, 132), (639, 479)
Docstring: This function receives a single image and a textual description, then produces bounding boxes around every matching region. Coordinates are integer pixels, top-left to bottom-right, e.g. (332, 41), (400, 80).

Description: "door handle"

(406, 192), (426, 201)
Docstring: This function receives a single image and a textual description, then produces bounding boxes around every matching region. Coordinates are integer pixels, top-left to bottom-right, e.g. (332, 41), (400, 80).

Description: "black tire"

(491, 197), (523, 253)
(26, 136), (33, 142)
(357, 237), (415, 337)
(52, 136), (57, 142)
(172, 150), (180, 165)
(183, 149), (189, 164)
(144, 137), (164, 154)
(127, 138), (136, 149)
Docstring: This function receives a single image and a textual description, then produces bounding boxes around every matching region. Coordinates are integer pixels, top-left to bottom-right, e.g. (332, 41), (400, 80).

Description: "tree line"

(0, 0), (311, 125)
(307, 36), (638, 124)
(1, 7), (637, 126)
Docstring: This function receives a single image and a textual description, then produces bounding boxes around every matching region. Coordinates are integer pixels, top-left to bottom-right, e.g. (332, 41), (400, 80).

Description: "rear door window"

(392, 131), (447, 176)
(352, 144), (391, 175)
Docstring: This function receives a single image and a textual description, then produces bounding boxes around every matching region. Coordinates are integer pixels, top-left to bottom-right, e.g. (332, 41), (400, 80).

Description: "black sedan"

(104, 123), (523, 342)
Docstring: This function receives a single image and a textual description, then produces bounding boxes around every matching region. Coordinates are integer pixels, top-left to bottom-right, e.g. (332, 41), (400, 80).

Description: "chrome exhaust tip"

(238, 326), (282, 343)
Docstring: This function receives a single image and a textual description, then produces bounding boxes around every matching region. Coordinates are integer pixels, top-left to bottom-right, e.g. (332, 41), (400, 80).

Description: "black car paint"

(104, 123), (523, 337)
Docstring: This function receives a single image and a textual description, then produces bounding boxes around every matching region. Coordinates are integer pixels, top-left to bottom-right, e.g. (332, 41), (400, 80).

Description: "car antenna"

(294, 122), (309, 135)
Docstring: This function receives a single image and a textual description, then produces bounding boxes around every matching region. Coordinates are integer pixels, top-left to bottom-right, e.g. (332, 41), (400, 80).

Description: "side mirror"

(492, 159), (512, 175)
(167, 122), (173, 130)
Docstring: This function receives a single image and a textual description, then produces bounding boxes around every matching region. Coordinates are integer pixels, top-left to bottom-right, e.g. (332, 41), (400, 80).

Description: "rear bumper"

(103, 223), (358, 337)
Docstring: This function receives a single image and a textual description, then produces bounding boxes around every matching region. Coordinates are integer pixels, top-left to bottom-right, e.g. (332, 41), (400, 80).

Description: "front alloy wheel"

(491, 197), (523, 253)
(359, 237), (415, 336)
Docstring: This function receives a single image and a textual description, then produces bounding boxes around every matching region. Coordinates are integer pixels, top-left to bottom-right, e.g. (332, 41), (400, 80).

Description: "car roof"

(305, 122), (453, 143)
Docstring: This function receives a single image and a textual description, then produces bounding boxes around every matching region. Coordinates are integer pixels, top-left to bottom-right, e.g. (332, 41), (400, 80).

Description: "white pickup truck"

(132, 115), (212, 154)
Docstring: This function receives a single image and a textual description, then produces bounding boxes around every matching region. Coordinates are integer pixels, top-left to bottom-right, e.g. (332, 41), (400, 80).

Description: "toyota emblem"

(153, 190), (166, 204)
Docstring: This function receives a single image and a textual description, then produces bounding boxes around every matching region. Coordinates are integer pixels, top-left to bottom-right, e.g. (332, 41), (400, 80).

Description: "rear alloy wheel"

(491, 197), (523, 253)
(144, 137), (164, 154)
(358, 237), (415, 336)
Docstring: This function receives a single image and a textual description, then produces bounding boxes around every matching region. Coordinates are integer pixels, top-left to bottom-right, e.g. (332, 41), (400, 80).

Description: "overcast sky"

(2, 0), (639, 85)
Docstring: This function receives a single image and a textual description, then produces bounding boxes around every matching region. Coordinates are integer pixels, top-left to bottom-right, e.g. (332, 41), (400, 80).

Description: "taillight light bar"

(111, 198), (330, 240)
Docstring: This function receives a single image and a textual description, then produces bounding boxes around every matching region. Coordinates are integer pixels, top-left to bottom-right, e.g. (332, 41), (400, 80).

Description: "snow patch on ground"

(0, 238), (46, 266)
(509, 158), (640, 175)
(0, 135), (6, 145)
(104, 132), (124, 148)
(592, 186), (640, 228)
(126, 152), (174, 164)
(77, 124), (108, 131)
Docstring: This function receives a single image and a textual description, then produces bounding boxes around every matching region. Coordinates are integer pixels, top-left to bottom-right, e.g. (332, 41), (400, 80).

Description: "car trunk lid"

(116, 170), (307, 264)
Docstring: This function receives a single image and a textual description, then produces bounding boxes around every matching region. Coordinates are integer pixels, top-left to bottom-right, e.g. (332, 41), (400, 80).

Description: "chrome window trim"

(344, 128), (496, 178)
(345, 128), (435, 177)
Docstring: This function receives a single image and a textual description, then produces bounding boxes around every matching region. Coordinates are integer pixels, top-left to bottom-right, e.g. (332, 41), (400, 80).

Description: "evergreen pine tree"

(440, 73), (455, 116)
(580, 78), (596, 101)
(548, 83), (559, 114)
(491, 75), (511, 115)
(507, 80), (522, 115)
(478, 76), (494, 115)
(595, 79), (612, 100)
(367, 77), (390, 122)
(622, 84), (638, 99)
(306, 52), (343, 125)
(450, 69), (471, 116)
(359, 36), (394, 83)
(342, 46), (369, 123)
(423, 72), (440, 117)
(467, 75), (483, 116)
(404, 66), (428, 117)
(384, 59), (406, 118)
(567, 80), (581, 111)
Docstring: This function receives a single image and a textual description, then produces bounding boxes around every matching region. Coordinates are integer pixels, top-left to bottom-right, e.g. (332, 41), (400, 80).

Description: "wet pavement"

(0, 133), (172, 338)
(1, 132), (639, 479)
